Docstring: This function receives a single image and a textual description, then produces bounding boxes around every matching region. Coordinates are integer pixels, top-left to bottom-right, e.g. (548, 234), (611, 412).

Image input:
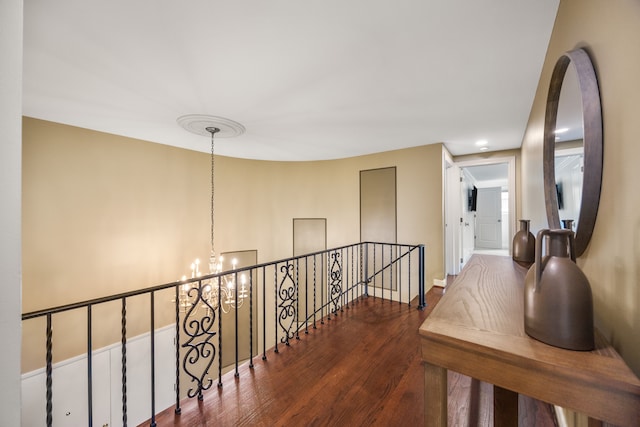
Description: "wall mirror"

(543, 48), (602, 257)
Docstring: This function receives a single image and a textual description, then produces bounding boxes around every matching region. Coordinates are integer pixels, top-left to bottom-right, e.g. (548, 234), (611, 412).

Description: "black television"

(556, 183), (564, 210)
(468, 186), (478, 212)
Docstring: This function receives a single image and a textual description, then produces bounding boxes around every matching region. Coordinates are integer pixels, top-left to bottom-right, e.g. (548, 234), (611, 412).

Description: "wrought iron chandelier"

(175, 116), (248, 314)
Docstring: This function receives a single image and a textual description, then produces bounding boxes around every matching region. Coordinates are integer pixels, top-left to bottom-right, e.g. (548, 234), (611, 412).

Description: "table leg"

(424, 362), (447, 427)
(493, 385), (517, 427)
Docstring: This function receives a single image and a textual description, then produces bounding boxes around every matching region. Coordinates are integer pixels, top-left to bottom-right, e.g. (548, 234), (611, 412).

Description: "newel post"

(418, 244), (426, 310)
(363, 243), (369, 297)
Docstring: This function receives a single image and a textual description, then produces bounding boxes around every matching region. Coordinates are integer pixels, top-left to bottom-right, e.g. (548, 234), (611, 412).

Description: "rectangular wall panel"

(360, 167), (397, 291)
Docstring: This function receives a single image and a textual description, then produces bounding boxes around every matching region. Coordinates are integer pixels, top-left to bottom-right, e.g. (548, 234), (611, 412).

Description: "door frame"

(446, 155), (516, 272)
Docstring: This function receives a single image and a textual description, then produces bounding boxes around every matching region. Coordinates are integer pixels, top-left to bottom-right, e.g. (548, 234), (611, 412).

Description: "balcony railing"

(21, 241), (425, 427)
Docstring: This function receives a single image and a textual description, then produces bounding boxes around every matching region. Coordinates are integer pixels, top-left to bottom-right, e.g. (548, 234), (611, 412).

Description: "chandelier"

(175, 116), (247, 314)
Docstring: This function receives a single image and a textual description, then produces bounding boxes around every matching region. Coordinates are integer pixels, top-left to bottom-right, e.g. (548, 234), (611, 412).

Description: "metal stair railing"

(21, 241), (425, 427)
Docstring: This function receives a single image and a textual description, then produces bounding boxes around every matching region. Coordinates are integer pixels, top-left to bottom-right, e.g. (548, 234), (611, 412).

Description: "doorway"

(475, 186), (503, 249)
(444, 157), (515, 274)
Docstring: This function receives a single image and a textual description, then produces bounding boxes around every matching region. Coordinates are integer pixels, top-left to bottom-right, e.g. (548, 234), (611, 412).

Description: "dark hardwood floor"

(143, 285), (557, 426)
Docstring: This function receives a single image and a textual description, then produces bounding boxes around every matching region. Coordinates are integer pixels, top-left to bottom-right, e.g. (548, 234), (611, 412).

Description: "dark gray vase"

(524, 229), (594, 351)
(561, 219), (574, 231)
(512, 219), (535, 264)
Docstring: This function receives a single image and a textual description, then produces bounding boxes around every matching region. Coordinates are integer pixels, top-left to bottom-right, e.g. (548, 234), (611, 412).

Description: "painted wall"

(0, 1), (23, 424)
(520, 0), (640, 381)
(22, 117), (443, 371)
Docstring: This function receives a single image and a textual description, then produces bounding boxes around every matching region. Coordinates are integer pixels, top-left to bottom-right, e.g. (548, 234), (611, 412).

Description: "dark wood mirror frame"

(543, 48), (603, 257)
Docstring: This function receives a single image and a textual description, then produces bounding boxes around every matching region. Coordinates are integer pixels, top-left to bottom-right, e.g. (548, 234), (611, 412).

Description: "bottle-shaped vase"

(561, 219), (574, 232)
(512, 219), (535, 264)
(524, 229), (594, 350)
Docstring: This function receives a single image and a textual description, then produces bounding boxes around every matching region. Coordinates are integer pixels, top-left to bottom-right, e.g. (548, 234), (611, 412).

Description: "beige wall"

(520, 0), (640, 386)
(22, 117), (443, 371)
(22, 117), (211, 371)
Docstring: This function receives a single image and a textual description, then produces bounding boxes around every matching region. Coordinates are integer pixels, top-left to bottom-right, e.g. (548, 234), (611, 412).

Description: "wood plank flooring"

(142, 286), (557, 426)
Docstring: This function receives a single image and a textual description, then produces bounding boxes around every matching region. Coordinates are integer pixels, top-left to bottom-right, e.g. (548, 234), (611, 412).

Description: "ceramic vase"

(561, 219), (574, 232)
(512, 219), (535, 264)
(524, 229), (594, 351)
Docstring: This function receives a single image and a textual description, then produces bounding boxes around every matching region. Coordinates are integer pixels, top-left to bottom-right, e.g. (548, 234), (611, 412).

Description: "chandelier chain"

(174, 123), (246, 317)
(207, 127), (220, 257)
(211, 130), (215, 253)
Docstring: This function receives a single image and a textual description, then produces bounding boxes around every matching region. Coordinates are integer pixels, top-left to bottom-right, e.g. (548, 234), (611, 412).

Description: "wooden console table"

(419, 254), (640, 426)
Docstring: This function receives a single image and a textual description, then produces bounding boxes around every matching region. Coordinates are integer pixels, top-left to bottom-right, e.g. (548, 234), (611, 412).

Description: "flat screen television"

(556, 183), (564, 210)
(468, 186), (478, 212)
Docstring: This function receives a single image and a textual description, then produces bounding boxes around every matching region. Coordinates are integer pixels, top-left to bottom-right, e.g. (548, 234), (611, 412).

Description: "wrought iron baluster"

(360, 244), (364, 298)
(320, 253), (325, 325)
(295, 258), (300, 340)
(408, 247), (411, 307)
(340, 248), (345, 312)
(277, 262), (297, 345)
(46, 314), (52, 427)
(234, 271), (239, 378)
(181, 280), (217, 399)
(313, 255), (317, 329)
(345, 247), (350, 309)
(399, 246), (403, 305)
(274, 265), (279, 353)
(373, 244), (377, 298)
(217, 276), (223, 387)
(150, 292), (156, 427)
(249, 269), (254, 368)
(173, 287), (180, 415)
(390, 245), (393, 302)
(87, 304), (93, 427)
(329, 251), (342, 315)
(326, 254), (330, 320)
(419, 244), (426, 309)
(351, 246), (355, 305)
(382, 244), (387, 301)
(262, 267), (267, 360)
(305, 256), (309, 334)
(122, 297), (129, 423)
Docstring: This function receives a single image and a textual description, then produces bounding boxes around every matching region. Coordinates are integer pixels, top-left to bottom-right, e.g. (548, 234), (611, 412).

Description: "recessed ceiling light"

(476, 139), (488, 146)
(554, 128), (569, 134)
(480, 147), (489, 151)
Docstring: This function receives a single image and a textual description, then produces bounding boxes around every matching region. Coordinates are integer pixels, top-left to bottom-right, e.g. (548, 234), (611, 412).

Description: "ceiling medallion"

(177, 114), (245, 138)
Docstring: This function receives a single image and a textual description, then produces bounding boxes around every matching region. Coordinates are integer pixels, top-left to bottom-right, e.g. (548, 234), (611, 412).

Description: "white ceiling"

(464, 163), (509, 189)
(22, 0), (559, 161)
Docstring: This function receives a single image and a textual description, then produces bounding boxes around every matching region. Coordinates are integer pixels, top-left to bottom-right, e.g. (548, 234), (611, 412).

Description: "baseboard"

(433, 277), (447, 287)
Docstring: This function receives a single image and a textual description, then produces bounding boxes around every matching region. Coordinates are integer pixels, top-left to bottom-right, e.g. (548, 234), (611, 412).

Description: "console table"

(419, 254), (640, 426)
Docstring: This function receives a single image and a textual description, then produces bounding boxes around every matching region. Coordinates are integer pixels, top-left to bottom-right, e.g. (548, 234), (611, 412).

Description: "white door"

(475, 187), (502, 249)
(460, 172), (476, 267)
(445, 163), (461, 275)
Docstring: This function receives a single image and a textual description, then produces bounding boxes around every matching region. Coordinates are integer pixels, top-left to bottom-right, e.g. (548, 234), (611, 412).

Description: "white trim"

(21, 324), (175, 380)
(442, 146), (460, 276)
(554, 405), (569, 427)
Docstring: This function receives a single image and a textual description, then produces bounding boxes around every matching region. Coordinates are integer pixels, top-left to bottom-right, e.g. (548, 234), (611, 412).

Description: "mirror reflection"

(543, 48), (602, 258)
(554, 147), (583, 231)
(554, 62), (583, 233)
